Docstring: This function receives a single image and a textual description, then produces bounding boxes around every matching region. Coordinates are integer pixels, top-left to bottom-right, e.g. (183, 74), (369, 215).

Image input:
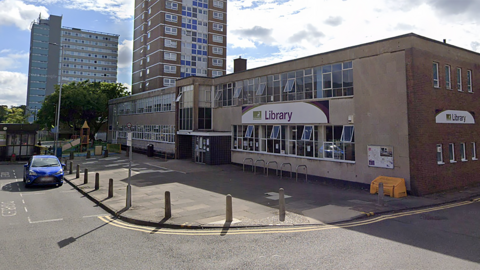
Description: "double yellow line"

(98, 198), (479, 236)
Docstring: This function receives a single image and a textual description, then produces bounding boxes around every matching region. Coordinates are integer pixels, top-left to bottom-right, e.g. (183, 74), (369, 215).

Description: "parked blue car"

(23, 155), (65, 188)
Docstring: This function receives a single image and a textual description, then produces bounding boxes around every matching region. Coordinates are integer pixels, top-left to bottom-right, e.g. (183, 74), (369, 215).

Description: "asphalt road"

(1, 164), (479, 269)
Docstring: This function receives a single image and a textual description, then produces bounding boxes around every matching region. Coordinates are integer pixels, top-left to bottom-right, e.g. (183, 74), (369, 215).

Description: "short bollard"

(126, 148), (129, 157)
(84, 168), (88, 184)
(378, 182), (385, 206)
(69, 161), (73, 174)
(108, 178), (113, 198)
(104, 149), (109, 158)
(165, 191), (171, 219)
(76, 164), (80, 178)
(279, 188), (285, 222)
(95, 173), (99, 190)
(69, 151), (74, 160)
(226, 194), (233, 222)
(86, 151), (91, 158)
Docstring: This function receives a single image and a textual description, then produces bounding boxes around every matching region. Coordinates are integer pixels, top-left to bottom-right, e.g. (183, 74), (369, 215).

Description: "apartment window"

(147, 68), (150, 75)
(213, 0), (224, 8)
(165, 26), (177, 35)
(460, 142), (467, 161)
(164, 78), (176, 86)
(166, 1), (178, 10)
(147, 56), (150, 62)
(212, 23), (223, 32)
(472, 142), (477, 160)
(213, 35), (223, 43)
(140, 71), (143, 77)
(457, 68), (462, 91)
(245, 125), (254, 138)
(164, 52), (177, 61)
(467, 70), (473, 92)
(147, 32), (151, 38)
(165, 39), (177, 48)
(165, 14), (178, 22)
(213, 12), (224, 20)
(212, 70), (223, 77)
(433, 62), (439, 88)
(437, 144), (443, 164)
(283, 78), (295, 92)
(213, 47), (223, 55)
(164, 65), (176, 73)
(449, 143), (455, 162)
(212, 59), (222, 66)
(147, 44), (150, 50)
(148, 8), (151, 14)
(445, 65), (451, 89)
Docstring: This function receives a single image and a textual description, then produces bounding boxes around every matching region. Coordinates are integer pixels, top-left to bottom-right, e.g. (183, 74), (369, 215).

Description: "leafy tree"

(5, 106), (29, 124)
(0, 105), (8, 122)
(36, 81), (128, 136)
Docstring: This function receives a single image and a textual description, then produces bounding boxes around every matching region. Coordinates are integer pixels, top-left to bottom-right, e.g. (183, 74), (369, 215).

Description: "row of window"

(61, 70), (115, 77)
(62, 57), (116, 66)
(62, 31), (118, 42)
(433, 63), (473, 92)
(437, 142), (477, 164)
(64, 51), (117, 59)
(214, 61), (354, 107)
(115, 93), (175, 115)
(115, 125), (175, 143)
(62, 64), (115, 71)
(232, 125), (355, 161)
(63, 44), (117, 54)
(61, 77), (116, 83)
(61, 38), (117, 47)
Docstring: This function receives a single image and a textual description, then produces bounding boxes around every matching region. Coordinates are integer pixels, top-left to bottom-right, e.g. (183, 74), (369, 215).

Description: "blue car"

(23, 155), (65, 188)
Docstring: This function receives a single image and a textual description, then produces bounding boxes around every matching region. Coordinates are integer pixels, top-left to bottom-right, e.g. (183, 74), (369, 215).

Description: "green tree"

(5, 106), (29, 124)
(36, 81), (128, 135)
(0, 105), (8, 122)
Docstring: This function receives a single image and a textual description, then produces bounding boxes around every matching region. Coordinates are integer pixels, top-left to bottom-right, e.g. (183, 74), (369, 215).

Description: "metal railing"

(243, 158), (254, 172)
(254, 159), (266, 175)
(296, 165), (308, 182)
(266, 161), (278, 177)
(280, 163), (292, 178)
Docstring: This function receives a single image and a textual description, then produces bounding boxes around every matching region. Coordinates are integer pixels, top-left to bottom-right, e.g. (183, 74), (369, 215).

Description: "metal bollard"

(108, 178), (113, 198)
(104, 149), (109, 158)
(165, 191), (171, 219)
(84, 168), (88, 184)
(378, 182), (384, 206)
(126, 147), (129, 157)
(279, 188), (285, 221)
(86, 151), (91, 158)
(226, 194), (233, 222)
(69, 161), (73, 174)
(70, 151), (74, 160)
(76, 164), (80, 178)
(95, 173), (99, 190)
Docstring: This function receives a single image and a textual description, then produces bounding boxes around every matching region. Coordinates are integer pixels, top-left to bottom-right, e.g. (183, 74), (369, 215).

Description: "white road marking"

(1, 201), (16, 217)
(22, 200), (25, 204)
(28, 217), (63, 224)
(82, 214), (107, 218)
(24, 207), (28, 213)
(19, 193), (23, 197)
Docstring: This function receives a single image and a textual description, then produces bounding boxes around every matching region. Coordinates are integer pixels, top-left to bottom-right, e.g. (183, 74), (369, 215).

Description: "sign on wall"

(435, 110), (475, 124)
(368, 145), (394, 169)
(242, 101), (329, 124)
(0, 131), (6, 146)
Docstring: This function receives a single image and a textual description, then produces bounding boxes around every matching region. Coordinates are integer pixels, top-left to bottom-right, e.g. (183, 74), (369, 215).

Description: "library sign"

(242, 101), (329, 124)
(435, 110), (475, 124)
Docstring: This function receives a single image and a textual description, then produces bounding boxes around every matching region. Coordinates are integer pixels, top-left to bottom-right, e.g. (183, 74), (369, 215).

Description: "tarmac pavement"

(59, 152), (480, 228)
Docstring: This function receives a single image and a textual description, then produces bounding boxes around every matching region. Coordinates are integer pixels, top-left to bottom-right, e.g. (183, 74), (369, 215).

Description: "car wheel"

(24, 183), (30, 189)
(57, 183), (63, 187)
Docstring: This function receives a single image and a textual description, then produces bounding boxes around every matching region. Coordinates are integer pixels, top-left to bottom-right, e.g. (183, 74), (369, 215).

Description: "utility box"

(147, 144), (154, 157)
(94, 145), (102, 156)
(370, 176), (407, 198)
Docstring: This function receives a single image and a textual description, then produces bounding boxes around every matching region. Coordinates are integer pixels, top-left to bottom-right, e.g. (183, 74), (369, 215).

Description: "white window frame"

(164, 52), (177, 61)
(457, 68), (462, 91)
(213, 1), (224, 8)
(472, 142), (477, 160)
(283, 78), (295, 92)
(437, 144), (444, 164)
(212, 70), (223, 77)
(433, 62), (439, 88)
(166, 1), (178, 10)
(165, 14), (178, 22)
(467, 70), (473, 93)
(213, 12), (224, 20)
(165, 26), (177, 35)
(245, 125), (254, 138)
(212, 59), (222, 66)
(213, 23), (223, 32)
(460, 142), (467, 161)
(164, 78), (176, 86)
(270, 125), (280, 139)
(165, 39), (177, 48)
(164, 65), (176, 74)
(256, 83), (266, 95)
(449, 143), (456, 163)
(213, 35), (223, 43)
(213, 47), (223, 55)
(445, 65), (451, 89)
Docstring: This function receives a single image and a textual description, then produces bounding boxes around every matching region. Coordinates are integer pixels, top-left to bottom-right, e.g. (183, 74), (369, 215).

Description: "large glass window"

(457, 68), (462, 91)
(460, 142), (467, 161)
(467, 70), (473, 93)
(445, 65), (451, 89)
(449, 143), (455, 162)
(437, 144), (443, 164)
(433, 62), (439, 88)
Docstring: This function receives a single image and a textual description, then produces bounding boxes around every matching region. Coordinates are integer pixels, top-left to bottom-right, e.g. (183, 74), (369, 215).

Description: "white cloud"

(122, 82), (131, 94)
(0, 71), (27, 106)
(117, 39), (132, 69)
(0, 0), (49, 30)
(0, 51), (29, 70)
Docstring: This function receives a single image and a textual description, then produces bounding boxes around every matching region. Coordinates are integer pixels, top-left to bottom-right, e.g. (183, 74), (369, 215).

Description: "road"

(1, 164), (479, 269)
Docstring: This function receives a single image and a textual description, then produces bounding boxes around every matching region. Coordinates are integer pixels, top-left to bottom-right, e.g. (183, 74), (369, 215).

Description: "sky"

(1, 0), (480, 107)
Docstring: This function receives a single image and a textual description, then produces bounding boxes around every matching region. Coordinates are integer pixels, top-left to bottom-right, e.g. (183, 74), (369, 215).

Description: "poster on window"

(368, 145), (394, 169)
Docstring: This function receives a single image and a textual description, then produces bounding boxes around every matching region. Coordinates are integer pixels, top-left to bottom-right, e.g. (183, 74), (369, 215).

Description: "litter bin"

(147, 144), (154, 157)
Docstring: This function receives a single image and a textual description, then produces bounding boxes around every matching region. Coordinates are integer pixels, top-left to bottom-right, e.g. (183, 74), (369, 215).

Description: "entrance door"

(195, 136), (206, 164)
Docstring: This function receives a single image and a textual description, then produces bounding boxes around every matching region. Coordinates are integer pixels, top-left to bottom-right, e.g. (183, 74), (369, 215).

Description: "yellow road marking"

(98, 198), (479, 236)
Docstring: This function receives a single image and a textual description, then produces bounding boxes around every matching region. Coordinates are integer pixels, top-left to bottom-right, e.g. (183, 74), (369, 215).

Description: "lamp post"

(49, 42), (64, 157)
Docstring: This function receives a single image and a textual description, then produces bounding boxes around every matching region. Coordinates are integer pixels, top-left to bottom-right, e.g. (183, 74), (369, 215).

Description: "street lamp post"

(50, 42), (64, 157)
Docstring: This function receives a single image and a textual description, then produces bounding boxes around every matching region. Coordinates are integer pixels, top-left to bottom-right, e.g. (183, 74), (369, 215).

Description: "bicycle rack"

(254, 159), (266, 175)
(280, 163), (292, 178)
(243, 158), (254, 172)
(296, 165), (308, 182)
(266, 161), (278, 177)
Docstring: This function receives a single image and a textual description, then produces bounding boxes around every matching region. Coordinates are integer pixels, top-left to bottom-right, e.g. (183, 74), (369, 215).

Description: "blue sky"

(1, 0), (480, 106)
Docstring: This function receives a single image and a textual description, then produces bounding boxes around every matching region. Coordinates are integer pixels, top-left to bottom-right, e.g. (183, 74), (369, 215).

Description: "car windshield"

(31, 158), (60, 167)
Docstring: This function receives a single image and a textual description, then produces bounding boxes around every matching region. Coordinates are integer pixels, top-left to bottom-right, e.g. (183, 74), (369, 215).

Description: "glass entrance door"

(195, 136), (206, 164)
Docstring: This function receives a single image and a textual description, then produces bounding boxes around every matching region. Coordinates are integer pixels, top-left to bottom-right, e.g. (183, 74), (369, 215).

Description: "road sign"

(127, 132), (132, 146)
(126, 122), (132, 129)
